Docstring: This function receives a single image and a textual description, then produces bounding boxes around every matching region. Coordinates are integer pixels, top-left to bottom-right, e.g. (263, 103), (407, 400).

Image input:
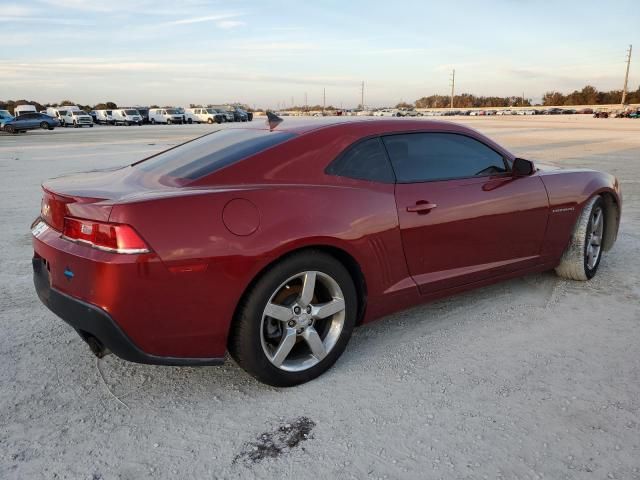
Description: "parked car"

(14, 105), (38, 116)
(149, 108), (184, 124)
(61, 110), (93, 128)
(628, 108), (640, 118)
(89, 111), (98, 123)
(0, 109), (14, 128)
(94, 110), (115, 125)
(134, 107), (150, 124)
(31, 117), (621, 386)
(593, 110), (609, 118)
(577, 108), (594, 114)
(221, 105), (248, 122)
(209, 107), (234, 122)
(185, 108), (223, 124)
(236, 107), (253, 121)
(112, 109), (142, 126)
(175, 107), (187, 124)
(2, 113), (59, 133)
(544, 108), (564, 115)
(563, 109), (577, 114)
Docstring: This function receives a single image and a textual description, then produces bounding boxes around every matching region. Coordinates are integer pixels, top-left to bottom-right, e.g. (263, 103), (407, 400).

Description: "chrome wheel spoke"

(264, 302), (293, 322)
(301, 326), (327, 360)
(299, 271), (316, 306)
(261, 270), (346, 372)
(591, 234), (601, 246)
(313, 298), (345, 319)
(271, 328), (297, 367)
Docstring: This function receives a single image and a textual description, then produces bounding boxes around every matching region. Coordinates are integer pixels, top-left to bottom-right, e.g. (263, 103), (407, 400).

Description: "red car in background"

(32, 118), (621, 386)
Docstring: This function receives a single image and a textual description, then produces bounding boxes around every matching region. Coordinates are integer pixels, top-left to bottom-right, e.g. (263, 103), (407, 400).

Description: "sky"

(1, 0), (638, 108)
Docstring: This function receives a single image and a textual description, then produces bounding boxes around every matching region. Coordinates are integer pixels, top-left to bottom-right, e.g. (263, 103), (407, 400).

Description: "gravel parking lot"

(1, 116), (639, 479)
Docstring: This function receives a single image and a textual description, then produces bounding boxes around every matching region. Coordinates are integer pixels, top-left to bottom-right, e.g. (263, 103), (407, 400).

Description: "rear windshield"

(134, 129), (296, 181)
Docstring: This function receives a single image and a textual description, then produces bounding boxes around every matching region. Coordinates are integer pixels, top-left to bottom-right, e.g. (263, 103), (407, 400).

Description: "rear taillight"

(62, 217), (150, 254)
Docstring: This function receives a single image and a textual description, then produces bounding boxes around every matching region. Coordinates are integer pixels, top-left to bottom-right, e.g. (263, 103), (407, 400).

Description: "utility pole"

(449, 69), (455, 109)
(304, 92), (308, 114)
(621, 44), (632, 106)
(522, 92), (525, 106)
(323, 88), (326, 114)
(361, 81), (365, 110)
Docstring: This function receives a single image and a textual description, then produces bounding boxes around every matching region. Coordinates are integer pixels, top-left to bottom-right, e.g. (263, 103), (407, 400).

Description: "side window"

(326, 137), (395, 183)
(382, 133), (508, 183)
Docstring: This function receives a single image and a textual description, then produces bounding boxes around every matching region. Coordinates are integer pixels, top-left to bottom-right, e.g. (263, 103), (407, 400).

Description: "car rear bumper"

(33, 256), (224, 366)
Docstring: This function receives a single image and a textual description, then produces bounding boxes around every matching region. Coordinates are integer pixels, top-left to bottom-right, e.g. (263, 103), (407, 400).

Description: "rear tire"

(151, 119), (156, 125)
(40, 121), (48, 129)
(555, 196), (606, 281)
(229, 251), (357, 387)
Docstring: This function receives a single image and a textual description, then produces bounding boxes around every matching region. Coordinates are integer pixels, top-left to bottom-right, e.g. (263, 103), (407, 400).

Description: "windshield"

(206, 109), (218, 114)
(134, 129), (296, 182)
(165, 109), (179, 114)
(125, 110), (139, 115)
(74, 111), (87, 115)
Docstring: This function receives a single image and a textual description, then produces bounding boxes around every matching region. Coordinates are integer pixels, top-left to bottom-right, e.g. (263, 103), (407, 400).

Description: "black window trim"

(326, 130), (512, 185)
(381, 130), (512, 184)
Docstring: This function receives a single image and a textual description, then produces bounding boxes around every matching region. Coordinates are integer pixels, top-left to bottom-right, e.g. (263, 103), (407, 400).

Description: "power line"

(621, 44), (633, 106)
(449, 69), (455, 109)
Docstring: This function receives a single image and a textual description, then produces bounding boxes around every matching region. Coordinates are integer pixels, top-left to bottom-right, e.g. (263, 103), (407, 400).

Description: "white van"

(47, 106), (81, 126)
(185, 108), (223, 124)
(95, 110), (115, 125)
(14, 105), (38, 116)
(112, 109), (142, 126)
(61, 110), (93, 128)
(149, 108), (183, 125)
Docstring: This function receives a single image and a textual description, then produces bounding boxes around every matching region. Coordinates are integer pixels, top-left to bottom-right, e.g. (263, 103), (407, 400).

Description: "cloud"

(216, 20), (245, 29)
(0, 16), (93, 25)
(165, 14), (242, 26)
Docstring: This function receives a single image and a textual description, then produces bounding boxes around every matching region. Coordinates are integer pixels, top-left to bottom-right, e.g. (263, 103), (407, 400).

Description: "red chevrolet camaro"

(32, 117), (621, 386)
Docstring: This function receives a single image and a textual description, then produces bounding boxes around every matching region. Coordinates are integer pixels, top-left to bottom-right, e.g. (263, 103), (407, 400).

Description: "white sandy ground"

(0, 116), (639, 479)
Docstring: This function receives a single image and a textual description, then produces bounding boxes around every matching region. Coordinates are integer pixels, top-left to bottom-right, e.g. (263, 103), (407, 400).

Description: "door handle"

(406, 201), (438, 213)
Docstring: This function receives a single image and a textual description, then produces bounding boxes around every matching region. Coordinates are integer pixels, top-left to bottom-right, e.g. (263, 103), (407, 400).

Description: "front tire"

(229, 251), (357, 387)
(555, 196), (606, 281)
(40, 121), (49, 129)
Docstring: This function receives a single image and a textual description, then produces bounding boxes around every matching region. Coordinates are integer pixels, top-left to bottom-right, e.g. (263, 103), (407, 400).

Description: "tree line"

(1, 84), (639, 114)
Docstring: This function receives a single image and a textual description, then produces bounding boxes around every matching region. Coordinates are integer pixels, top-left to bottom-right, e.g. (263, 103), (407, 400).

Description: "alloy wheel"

(586, 206), (603, 270)
(260, 271), (346, 372)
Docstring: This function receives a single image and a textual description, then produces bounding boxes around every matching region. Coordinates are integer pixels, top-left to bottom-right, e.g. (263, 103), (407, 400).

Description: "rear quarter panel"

(108, 182), (410, 356)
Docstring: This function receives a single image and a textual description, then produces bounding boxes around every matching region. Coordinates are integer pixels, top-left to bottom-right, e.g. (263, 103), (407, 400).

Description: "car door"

(384, 132), (549, 294)
(21, 113), (39, 129)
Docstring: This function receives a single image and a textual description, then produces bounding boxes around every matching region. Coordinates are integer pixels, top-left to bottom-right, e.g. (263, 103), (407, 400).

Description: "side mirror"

(513, 157), (534, 176)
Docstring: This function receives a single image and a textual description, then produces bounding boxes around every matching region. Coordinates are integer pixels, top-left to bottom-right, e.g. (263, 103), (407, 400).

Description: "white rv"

(112, 109), (142, 126)
(148, 108), (183, 124)
(14, 105), (37, 116)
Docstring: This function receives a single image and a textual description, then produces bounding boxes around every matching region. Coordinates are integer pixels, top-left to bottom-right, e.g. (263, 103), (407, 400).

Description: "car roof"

(226, 117), (474, 136)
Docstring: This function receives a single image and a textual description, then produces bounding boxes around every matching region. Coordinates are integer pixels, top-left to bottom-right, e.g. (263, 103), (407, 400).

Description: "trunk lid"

(41, 166), (168, 229)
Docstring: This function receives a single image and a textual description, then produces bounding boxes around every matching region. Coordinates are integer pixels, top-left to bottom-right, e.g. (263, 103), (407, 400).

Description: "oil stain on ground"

(233, 416), (315, 465)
